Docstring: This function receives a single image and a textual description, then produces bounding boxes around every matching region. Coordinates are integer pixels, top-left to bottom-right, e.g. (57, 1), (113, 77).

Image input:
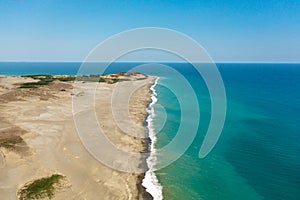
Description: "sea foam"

(142, 78), (163, 200)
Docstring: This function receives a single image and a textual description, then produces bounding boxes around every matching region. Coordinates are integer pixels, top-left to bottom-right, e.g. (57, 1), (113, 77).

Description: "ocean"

(1, 62), (300, 200)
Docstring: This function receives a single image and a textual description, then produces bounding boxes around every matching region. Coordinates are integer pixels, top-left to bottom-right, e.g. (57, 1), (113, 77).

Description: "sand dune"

(0, 75), (154, 200)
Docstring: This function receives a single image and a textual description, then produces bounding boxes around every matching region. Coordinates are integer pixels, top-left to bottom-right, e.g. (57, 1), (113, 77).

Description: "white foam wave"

(142, 77), (163, 200)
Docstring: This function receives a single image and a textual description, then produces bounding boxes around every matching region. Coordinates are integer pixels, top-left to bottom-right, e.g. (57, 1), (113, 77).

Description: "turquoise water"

(153, 63), (300, 200)
(1, 62), (300, 199)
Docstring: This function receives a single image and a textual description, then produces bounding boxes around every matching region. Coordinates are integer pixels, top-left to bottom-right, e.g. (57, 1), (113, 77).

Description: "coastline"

(142, 78), (163, 200)
(125, 75), (158, 200)
(0, 74), (156, 199)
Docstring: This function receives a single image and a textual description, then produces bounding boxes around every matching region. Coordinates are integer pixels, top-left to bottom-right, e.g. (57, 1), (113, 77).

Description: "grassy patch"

(20, 74), (122, 88)
(107, 78), (119, 84)
(20, 75), (55, 88)
(56, 76), (76, 82)
(75, 76), (106, 82)
(19, 80), (52, 88)
(98, 77), (106, 82)
(19, 84), (38, 88)
(18, 174), (65, 200)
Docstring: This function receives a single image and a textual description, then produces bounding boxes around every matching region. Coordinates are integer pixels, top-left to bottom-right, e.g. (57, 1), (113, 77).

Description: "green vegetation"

(20, 74), (122, 88)
(18, 174), (65, 200)
(75, 76), (106, 82)
(19, 83), (38, 88)
(20, 75), (55, 88)
(107, 78), (119, 84)
(19, 80), (51, 88)
(56, 76), (76, 82)
(99, 77), (106, 82)
(20, 75), (75, 88)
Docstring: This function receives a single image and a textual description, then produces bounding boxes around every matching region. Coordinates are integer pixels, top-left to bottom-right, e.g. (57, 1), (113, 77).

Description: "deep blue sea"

(1, 62), (300, 200)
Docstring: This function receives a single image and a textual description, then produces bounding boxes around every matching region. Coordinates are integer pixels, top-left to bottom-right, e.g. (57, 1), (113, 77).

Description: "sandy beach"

(0, 74), (155, 200)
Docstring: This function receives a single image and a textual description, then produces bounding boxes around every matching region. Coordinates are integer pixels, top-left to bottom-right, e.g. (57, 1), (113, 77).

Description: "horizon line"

(0, 60), (300, 64)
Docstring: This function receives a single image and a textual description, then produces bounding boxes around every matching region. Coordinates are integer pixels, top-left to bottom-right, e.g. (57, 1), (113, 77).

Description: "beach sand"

(0, 75), (155, 199)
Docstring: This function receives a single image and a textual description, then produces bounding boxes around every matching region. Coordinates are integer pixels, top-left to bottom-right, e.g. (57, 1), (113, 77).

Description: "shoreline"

(0, 74), (156, 199)
(142, 78), (163, 200)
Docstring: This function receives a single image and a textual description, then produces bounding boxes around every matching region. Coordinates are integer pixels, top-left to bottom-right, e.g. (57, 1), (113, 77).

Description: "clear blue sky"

(0, 0), (300, 62)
